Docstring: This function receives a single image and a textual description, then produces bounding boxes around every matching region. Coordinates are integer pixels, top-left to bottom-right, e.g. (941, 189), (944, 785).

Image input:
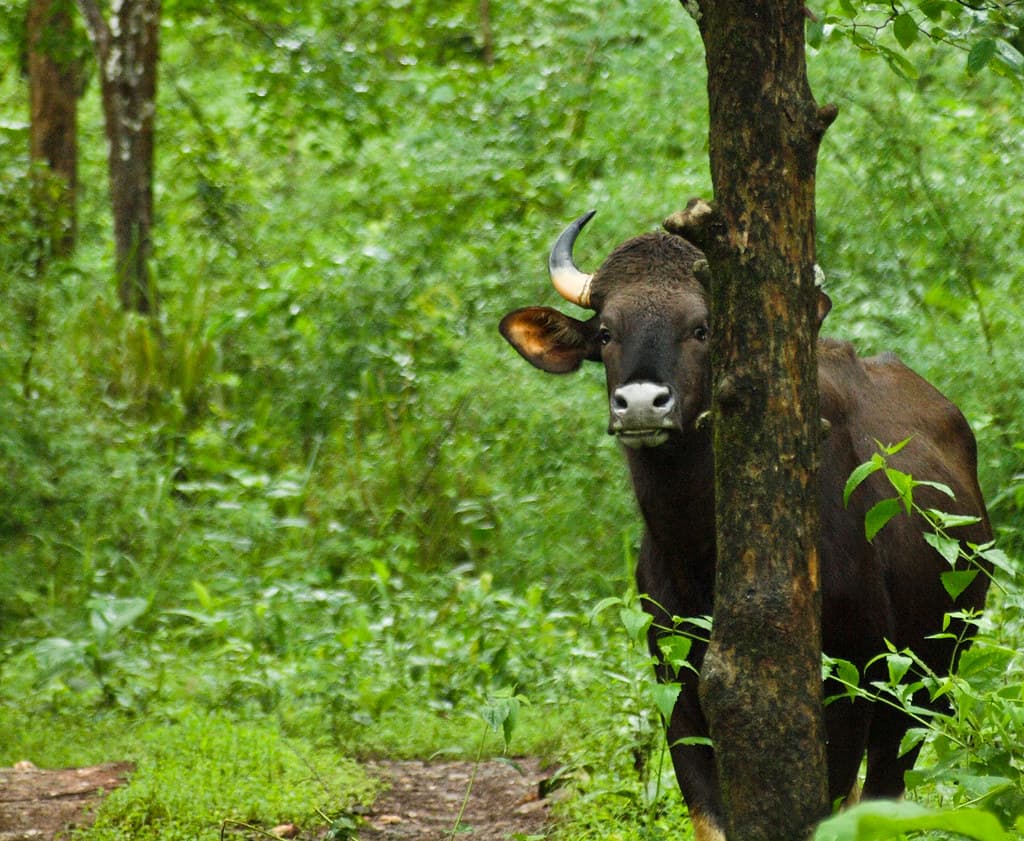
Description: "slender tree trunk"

(27, 0), (79, 257)
(479, 0), (494, 66)
(666, 2), (837, 838)
(25, 0), (80, 396)
(75, 0), (161, 314)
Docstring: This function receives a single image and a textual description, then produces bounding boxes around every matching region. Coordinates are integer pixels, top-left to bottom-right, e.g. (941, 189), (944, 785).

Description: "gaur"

(499, 211), (991, 841)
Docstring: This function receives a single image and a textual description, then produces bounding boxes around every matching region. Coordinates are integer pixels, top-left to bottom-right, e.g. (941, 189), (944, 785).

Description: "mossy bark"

(669, 2), (836, 838)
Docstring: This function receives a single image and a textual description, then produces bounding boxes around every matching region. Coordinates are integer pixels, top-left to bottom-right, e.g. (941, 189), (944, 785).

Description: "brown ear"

(816, 289), (832, 334)
(499, 307), (600, 374)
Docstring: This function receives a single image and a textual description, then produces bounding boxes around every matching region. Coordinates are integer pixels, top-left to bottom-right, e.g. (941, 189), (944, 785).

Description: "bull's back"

(816, 339), (991, 665)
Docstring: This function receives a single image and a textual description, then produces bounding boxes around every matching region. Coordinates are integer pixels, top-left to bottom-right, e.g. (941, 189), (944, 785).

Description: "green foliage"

(580, 590), (711, 837)
(815, 799), (1013, 841)
(844, 440), (1009, 598)
(1, 0), (1023, 838)
(79, 713), (375, 841)
(828, 448), (1024, 830)
(809, 1), (1024, 81)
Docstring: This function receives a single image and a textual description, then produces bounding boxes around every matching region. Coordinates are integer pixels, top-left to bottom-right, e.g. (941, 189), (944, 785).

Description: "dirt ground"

(0, 758), (556, 840)
(359, 758), (554, 840)
(0, 762), (134, 841)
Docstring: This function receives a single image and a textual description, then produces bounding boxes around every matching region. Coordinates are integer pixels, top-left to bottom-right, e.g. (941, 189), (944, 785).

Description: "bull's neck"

(623, 429), (716, 558)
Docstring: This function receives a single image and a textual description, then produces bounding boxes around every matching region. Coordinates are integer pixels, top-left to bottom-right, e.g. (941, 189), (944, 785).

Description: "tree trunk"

(666, 2), (837, 838)
(479, 0), (494, 66)
(75, 0), (161, 314)
(27, 0), (79, 258)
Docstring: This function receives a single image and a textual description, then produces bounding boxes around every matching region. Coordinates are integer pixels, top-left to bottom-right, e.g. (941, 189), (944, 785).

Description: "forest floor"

(0, 762), (134, 841)
(0, 758), (554, 840)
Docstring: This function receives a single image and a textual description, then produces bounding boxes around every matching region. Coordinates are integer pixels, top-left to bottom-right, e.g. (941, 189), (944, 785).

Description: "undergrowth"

(1, 0), (1023, 838)
(80, 713), (374, 841)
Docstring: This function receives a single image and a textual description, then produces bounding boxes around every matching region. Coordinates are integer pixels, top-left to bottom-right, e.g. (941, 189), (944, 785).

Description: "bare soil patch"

(359, 758), (554, 840)
(0, 758), (556, 841)
(0, 762), (133, 841)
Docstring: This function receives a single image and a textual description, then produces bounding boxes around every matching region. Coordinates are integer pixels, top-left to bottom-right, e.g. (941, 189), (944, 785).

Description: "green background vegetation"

(1, 1), (1022, 838)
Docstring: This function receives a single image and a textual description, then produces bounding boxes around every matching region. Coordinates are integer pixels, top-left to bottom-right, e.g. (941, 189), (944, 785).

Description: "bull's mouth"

(615, 429), (672, 449)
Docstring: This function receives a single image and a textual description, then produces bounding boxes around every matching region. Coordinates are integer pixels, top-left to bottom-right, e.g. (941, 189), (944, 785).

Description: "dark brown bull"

(499, 211), (991, 841)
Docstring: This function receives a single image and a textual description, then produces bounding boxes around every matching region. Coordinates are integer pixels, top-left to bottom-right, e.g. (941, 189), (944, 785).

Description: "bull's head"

(500, 212), (713, 449)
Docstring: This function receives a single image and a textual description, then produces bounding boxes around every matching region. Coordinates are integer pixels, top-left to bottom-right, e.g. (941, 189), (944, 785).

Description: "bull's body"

(500, 215), (991, 841)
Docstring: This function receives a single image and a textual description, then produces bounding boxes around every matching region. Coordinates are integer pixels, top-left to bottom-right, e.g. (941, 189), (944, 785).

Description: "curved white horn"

(549, 210), (596, 308)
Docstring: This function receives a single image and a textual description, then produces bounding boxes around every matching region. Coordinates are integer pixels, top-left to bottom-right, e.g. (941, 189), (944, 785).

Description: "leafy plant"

(814, 799), (1015, 841)
(809, 0), (1024, 81)
(843, 438), (1011, 598)
(447, 689), (530, 840)
(586, 586), (713, 837)
(827, 444), (1024, 826)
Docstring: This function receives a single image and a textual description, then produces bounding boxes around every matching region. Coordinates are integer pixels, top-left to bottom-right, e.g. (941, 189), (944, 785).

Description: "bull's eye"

(694, 325), (709, 342)
(598, 326), (613, 346)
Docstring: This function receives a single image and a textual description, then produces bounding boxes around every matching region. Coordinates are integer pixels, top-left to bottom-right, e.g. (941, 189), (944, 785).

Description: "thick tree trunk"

(76, 0), (161, 314)
(27, 0), (79, 258)
(666, 2), (837, 839)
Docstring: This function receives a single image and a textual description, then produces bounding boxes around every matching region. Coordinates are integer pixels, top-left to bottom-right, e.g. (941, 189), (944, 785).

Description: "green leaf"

(658, 634), (693, 674)
(924, 531), (962, 566)
(941, 569), (979, 600)
(992, 38), (1024, 78)
(913, 479), (955, 499)
(482, 693), (526, 750)
(590, 596), (623, 621)
(825, 657), (861, 701)
(814, 799), (1012, 841)
(87, 596), (149, 644)
(893, 13), (918, 49)
(882, 437), (913, 455)
(850, 29), (878, 52)
(925, 509), (979, 530)
(191, 580), (214, 611)
(31, 637), (85, 679)
(917, 0), (945, 21)
(838, 0), (858, 18)
(619, 606), (652, 643)
(958, 774), (1015, 803)
(865, 498), (901, 541)
(886, 652), (913, 685)
(671, 735), (713, 748)
(898, 726), (928, 758)
(883, 467), (916, 511)
(428, 84), (456, 105)
(844, 458), (882, 506)
(649, 681), (681, 721)
(977, 545), (1015, 576)
(807, 14), (825, 49)
(685, 615), (714, 633)
(968, 38), (997, 75)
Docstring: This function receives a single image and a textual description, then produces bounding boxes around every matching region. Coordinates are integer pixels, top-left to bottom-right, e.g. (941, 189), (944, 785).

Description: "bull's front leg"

(637, 549), (722, 839)
(663, 670), (726, 841)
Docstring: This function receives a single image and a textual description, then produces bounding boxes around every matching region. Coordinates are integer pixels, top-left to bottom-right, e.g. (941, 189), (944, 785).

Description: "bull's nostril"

(613, 383), (674, 422)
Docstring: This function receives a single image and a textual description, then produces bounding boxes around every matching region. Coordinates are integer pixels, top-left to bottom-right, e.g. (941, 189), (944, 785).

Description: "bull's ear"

(816, 289), (833, 334)
(499, 306), (600, 374)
